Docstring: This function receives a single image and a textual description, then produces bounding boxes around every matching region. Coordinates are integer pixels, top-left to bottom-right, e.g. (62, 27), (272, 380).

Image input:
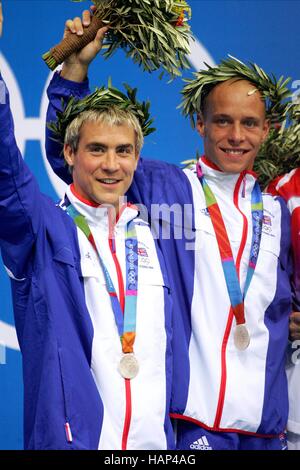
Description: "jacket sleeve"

(128, 158), (194, 216)
(267, 173), (300, 310)
(44, 73), (194, 218)
(0, 74), (44, 279)
(45, 72), (90, 184)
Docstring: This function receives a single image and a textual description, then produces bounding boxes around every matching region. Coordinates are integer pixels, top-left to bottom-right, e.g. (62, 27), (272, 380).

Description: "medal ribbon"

(65, 198), (138, 354)
(196, 163), (263, 326)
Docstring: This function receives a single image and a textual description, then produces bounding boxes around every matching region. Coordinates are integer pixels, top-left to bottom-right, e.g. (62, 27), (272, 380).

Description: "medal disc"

(118, 353), (139, 379)
(234, 324), (250, 351)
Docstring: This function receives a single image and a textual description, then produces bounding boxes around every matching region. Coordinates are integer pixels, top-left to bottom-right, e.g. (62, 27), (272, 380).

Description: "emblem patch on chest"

(262, 211), (275, 236)
(137, 243), (153, 269)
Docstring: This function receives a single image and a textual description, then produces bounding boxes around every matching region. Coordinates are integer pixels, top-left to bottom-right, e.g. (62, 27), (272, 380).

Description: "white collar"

(196, 156), (258, 199)
(65, 184), (139, 231)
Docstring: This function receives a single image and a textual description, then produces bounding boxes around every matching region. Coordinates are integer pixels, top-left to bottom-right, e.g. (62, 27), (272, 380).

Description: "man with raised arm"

(0, 12), (175, 449)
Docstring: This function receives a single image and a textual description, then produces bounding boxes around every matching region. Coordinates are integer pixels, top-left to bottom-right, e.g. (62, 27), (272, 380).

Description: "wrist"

(61, 62), (88, 83)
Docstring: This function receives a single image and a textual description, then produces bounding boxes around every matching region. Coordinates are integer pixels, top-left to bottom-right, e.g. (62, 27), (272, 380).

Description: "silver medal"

(118, 353), (139, 379)
(234, 324), (250, 351)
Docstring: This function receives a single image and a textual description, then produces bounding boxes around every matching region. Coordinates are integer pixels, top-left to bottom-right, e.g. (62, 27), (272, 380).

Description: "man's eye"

(90, 146), (105, 153)
(244, 120), (257, 128)
(118, 147), (131, 155)
(216, 118), (229, 126)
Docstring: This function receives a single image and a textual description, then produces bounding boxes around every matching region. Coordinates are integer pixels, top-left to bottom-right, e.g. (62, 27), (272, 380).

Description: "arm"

(267, 172), (300, 340)
(46, 73), (90, 184)
(45, 10), (193, 211)
(0, 1), (3, 37)
(128, 158), (194, 214)
(0, 74), (42, 278)
(45, 9), (107, 183)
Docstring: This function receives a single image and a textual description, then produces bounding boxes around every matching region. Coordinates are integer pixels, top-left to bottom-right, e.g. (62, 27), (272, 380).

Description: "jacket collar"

(65, 184), (138, 231)
(198, 156), (258, 200)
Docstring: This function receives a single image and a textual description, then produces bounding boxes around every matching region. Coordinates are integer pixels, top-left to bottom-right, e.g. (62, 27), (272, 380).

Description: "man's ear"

(63, 144), (75, 167)
(261, 119), (270, 143)
(196, 112), (206, 137)
(134, 153), (140, 171)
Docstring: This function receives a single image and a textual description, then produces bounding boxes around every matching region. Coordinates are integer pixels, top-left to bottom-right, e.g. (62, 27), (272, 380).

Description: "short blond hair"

(64, 105), (144, 155)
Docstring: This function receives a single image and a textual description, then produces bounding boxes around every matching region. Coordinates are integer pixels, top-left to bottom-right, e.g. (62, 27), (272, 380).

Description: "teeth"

(99, 179), (118, 184)
(224, 150), (244, 155)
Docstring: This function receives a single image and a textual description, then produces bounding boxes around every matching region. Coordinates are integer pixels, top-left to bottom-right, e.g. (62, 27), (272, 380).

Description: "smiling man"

(45, 10), (292, 451)
(0, 83), (175, 451)
(0, 13), (177, 448)
(196, 78), (269, 174)
(63, 112), (140, 210)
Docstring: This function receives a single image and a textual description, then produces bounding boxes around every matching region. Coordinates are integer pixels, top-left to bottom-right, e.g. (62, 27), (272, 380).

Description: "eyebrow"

(212, 114), (232, 120)
(241, 117), (260, 122)
(86, 142), (107, 150)
(116, 144), (134, 151)
(213, 113), (260, 121)
(85, 143), (134, 150)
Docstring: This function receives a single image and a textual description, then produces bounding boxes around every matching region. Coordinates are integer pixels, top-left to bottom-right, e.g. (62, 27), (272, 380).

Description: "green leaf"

(84, 0), (193, 79)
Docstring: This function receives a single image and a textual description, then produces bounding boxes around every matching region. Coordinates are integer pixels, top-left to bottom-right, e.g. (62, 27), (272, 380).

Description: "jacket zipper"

(57, 347), (73, 444)
(213, 171), (249, 429)
(108, 208), (132, 450)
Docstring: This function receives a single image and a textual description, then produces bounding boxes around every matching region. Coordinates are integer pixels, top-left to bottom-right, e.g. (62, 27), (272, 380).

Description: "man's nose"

(101, 151), (120, 171)
(228, 123), (245, 144)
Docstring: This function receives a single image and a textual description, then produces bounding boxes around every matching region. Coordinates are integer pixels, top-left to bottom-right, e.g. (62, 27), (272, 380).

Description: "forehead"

(79, 120), (136, 143)
(205, 79), (266, 117)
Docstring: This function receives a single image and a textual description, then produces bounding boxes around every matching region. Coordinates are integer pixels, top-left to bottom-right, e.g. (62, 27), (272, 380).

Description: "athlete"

(0, 17), (175, 448)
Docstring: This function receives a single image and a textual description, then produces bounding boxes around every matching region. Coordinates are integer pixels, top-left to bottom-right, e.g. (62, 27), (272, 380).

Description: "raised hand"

(61, 8), (108, 82)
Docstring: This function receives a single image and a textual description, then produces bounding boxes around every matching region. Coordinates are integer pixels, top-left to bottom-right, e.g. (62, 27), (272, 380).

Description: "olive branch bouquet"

(43, 0), (192, 79)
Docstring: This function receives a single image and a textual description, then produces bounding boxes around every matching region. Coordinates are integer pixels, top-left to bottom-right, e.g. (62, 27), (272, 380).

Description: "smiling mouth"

(97, 178), (121, 185)
(221, 148), (249, 156)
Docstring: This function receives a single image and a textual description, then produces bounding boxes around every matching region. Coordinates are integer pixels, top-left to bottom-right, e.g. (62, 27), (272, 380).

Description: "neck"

(201, 156), (221, 171)
(201, 156), (256, 176)
(71, 183), (128, 214)
(70, 184), (99, 208)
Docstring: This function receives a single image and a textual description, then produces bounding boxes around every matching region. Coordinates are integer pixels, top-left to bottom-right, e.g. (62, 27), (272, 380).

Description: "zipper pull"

(242, 174), (246, 198)
(65, 422), (73, 443)
(108, 207), (116, 253)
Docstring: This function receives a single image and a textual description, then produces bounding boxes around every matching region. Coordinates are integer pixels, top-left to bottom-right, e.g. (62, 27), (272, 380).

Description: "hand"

(0, 2), (3, 37)
(289, 311), (300, 342)
(61, 8), (108, 82)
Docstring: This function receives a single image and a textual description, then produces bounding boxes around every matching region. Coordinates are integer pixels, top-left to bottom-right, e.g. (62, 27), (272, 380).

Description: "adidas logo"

(190, 436), (212, 450)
